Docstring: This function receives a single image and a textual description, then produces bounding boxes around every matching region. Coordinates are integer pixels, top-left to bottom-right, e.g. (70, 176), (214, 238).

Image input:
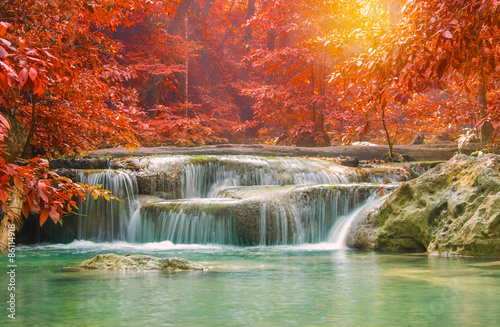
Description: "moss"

(188, 156), (221, 165)
(376, 237), (427, 252)
(460, 239), (500, 256)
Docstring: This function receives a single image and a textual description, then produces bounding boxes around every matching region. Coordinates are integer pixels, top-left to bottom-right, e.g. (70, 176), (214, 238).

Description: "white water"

(77, 170), (139, 242)
(327, 193), (390, 248)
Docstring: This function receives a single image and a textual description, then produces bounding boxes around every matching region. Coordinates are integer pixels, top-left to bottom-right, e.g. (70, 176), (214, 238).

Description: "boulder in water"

(369, 154), (500, 256)
(77, 253), (205, 271)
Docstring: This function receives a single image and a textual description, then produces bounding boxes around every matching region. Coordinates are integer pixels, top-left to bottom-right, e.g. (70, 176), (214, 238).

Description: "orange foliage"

(0, 115), (113, 226)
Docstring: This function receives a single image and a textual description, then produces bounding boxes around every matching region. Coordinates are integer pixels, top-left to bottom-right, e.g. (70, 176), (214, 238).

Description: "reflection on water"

(1, 242), (499, 326)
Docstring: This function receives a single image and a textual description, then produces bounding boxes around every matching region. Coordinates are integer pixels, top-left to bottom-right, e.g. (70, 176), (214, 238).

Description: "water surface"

(1, 241), (499, 326)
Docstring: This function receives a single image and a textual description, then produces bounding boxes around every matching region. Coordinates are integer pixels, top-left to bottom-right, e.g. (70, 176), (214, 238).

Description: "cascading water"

(127, 198), (240, 244)
(74, 155), (406, 246)
(77, 170), (139, 242)
(326, 193), (390, 248)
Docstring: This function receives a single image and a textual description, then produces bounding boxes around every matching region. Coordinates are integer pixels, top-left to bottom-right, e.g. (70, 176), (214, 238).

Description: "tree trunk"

(168, 0), (194, 36)
(0, 191), (23, 253)
(168, 1), (193, 108)
(2, 110), (27, 162)
(244, 0), (256, 42)
(141, 74), (166, 119)
(478, 79), (493, 143)
(201, 0), (215, 18)
(381, 105), (394, 159)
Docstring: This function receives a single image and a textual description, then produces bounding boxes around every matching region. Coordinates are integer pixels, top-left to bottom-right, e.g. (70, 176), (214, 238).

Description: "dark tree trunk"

(168, 1), (193, 107)
(381, 105), (394, 159)
(202, 0), (215, 18)
(244, 0), (256, 42)
(168, 0), (194, 36)
(478, 80), (493, 143)
(141, 74), (166, 119)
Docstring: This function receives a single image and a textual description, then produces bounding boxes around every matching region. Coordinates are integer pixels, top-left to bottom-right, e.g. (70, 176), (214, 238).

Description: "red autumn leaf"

(0, 112), (10, 129)
(0, 72), (8, 90)
(29, 67), (38, 81)
(39, 209), (49, 226)
(5, 165), (16, 175)
(49, 207), (60, 223)
(0, 22), (12, 37)
(33, 78), (44, 95)
(18, 67), (29, 87)
(0, 189), (8, 203)
(38, 182), (49, 202)
(13, 175), (23, 191)
(19, 37), (26, 51)
(22, 201), (30, 218)
(0, 45), (8, 58)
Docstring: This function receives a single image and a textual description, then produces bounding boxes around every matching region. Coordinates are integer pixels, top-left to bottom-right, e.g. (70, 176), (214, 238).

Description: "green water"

(1, 241), (500, 326)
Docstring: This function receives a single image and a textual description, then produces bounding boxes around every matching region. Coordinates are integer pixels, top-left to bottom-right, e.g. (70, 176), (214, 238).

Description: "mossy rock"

(77, 253), (205, 271)
(370, 154), (500, 256)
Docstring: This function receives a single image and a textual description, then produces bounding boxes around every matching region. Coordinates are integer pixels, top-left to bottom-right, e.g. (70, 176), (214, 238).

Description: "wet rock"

(382, 153), (416, 162)
(52, 168), (80, 180)
(346, 208), (381, 250)
(134, 172), (182, 199)
(49, 157), (109, 169)
(77, 253), (205, 271)
(331, 156), (359, 167)
(370, 154), (500, 256)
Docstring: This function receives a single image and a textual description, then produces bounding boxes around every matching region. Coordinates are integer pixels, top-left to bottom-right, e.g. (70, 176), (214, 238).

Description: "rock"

(77, 253), (205, 271)
(382, 152), (416, 162)
(331, 156), (359, 167)
(346, 195), (390, 249)
(49, 157), (109, 170)
(410, 133), (425, 145)
(370, 154), (500, 256)
(52, 168), (80, 180)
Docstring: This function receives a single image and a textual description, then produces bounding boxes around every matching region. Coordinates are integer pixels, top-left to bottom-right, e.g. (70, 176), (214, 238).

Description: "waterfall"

(77, 170), (139, 242)
(326, 193), (390, 248)
(125, 185), (394, 245)
(139, 155), (365, 198)
(127, 199), (240, 244)
(72, 155), (403, 246)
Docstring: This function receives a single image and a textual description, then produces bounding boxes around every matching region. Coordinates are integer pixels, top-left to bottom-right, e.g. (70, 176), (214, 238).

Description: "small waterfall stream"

(77, 170), (139, 242)
(74, 155), (412, 246)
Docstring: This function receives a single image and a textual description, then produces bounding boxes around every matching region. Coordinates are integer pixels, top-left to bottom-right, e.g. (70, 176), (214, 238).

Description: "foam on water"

(19, 240), (224, 252)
